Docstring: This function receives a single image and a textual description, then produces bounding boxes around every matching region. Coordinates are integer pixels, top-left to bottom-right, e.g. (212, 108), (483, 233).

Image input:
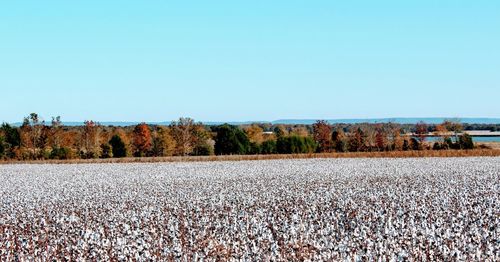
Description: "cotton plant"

(0, 157), (498, 261)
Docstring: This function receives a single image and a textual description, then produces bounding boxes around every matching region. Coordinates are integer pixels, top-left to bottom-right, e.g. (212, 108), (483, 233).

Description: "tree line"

(0, 114), (477, 160)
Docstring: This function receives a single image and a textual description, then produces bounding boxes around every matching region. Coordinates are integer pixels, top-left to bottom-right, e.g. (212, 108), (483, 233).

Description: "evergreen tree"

(261, 140), (277, 154)
(276, 136), (316, 154)
(1, 123), (21, 147)
(0, 123), (21, 158)
(109, 135), (127, 158)
(214, 124), (250, 155)
(248, 142), (261, 154)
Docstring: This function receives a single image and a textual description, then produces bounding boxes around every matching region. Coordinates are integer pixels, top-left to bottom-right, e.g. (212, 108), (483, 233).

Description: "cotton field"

(0, 158), (499, 261)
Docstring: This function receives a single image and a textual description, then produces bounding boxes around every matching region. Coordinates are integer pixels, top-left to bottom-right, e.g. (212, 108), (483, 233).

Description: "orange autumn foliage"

(132, 123), (152, 156)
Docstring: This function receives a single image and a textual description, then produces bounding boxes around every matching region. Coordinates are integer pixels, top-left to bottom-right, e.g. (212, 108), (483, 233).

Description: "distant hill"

(9, 117), (500, 126)
(272, 118), (500, 125)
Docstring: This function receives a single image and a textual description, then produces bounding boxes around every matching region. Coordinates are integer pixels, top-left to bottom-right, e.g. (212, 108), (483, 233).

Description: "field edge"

(1, 149), (499, 165)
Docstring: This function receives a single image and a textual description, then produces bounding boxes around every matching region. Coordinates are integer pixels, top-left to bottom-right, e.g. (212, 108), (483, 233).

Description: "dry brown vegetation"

(2, 149), (498, 165)
(477, 142), (500, 149)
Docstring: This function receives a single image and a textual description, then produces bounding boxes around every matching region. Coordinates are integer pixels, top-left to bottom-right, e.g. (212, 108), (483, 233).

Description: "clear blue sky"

(1, 1), (499, 123)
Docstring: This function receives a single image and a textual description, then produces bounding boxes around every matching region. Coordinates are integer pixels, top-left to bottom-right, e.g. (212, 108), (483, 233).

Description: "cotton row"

(0, 157), (499, 261)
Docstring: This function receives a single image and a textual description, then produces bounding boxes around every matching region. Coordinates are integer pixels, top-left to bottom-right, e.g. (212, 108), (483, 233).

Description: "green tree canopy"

(214, 124), (250, 155)
(1, 123), (21, 148)
(276, 135), (316, 154)
(109, 135), (127, 158)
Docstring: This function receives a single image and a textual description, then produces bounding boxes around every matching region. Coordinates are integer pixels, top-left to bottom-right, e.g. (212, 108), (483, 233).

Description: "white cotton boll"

(0, 157), (498, 260)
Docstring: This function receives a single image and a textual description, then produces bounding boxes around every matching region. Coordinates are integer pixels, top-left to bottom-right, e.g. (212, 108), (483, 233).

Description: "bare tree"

(444, 119), (463, 144)
(80, 120), (101, 158)
(50, 116), (63, 149)
(170, 118), (195, 156)
(21, 113), (45, 158)
(415, 121), (428, 144)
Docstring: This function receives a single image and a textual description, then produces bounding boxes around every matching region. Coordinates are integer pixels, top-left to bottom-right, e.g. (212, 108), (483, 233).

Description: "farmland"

(1, 157), (499, 260)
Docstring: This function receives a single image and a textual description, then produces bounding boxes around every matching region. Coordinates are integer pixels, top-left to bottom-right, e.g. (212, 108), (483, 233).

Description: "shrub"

(410, 138), (420, 150)
(477, 144), (491, 149)
(443, 137), (454, 149)
(458, 134), (474, 149)
(402, 139), (410, 151)
(80, 151), (98, 159)
(100, 144), (113, 158)
(50, 147), (72, 160)
(192, 142), (214, 156)
(109, 135), (127, 158)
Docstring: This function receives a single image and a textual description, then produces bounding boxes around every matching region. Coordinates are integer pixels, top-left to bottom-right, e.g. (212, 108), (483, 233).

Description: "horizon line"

(5, 117), (500, 126)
